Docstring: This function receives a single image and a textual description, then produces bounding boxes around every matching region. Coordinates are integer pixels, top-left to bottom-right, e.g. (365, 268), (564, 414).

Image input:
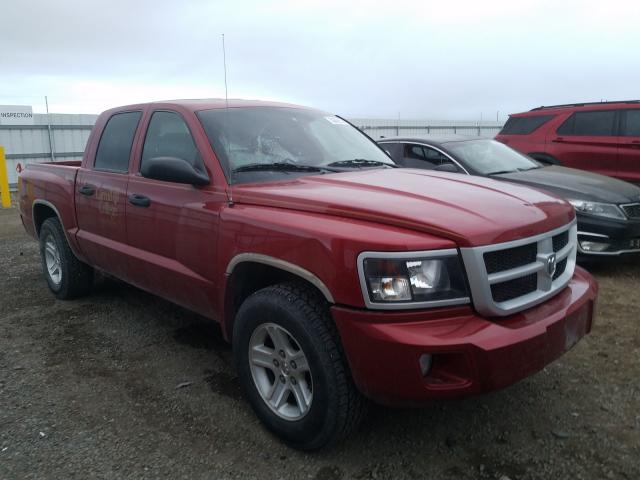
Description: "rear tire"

(232, 282), (366, 450)
(39, 217), (93, 299)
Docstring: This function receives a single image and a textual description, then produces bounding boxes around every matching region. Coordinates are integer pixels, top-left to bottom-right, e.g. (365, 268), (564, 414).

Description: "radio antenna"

(221, 33), (235, 199)
(222, 33), (229, 109)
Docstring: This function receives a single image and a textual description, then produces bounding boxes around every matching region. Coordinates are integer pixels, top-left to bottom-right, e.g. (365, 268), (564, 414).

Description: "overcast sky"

(2, 0), (639, 120)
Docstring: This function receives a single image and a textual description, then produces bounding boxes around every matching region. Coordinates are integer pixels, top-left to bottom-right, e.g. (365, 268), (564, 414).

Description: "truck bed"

(18, 161), (82, 241)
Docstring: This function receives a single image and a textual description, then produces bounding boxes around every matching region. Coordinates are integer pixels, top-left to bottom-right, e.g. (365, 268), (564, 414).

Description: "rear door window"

(499, 115), (554, 135)
(406, 145), (427, 161)
(422, 146), (453, 166)
(140, 111), (206, 174)
(557, 110), (616, 136)
(621, 110), (640, 136)
(402, 144), (453, 169)
(94, 111), (142, 172)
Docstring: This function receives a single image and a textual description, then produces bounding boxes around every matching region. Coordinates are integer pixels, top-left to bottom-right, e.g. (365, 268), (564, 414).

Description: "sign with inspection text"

(0, 105), (34, 125)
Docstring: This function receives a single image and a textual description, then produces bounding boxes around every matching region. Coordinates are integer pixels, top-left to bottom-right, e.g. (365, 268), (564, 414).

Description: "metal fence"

(349, 118), (504, 140)
(1, 115), (504, 188)
(1, 113), (97, 186)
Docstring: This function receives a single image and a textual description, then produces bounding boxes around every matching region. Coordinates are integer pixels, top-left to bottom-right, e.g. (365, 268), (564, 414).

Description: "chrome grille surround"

(460, 219), (577, 317)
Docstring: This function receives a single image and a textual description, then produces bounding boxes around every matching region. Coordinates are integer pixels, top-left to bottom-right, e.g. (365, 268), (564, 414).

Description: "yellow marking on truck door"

(0, 146), (11, 208)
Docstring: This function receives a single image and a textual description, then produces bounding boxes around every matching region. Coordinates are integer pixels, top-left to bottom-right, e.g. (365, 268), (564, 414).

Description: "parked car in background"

(18, 100), (598, 450)
(379, 136), (640, 257)
(494, 100), (640, 183)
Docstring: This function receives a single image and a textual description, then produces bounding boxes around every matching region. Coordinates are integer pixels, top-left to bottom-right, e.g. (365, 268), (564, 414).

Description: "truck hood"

(494, 165), (640, 204)
(231, 169), (575, 247)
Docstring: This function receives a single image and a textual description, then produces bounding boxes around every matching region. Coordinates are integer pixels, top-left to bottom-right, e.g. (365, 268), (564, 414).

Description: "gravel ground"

(1, 206), (639, 480)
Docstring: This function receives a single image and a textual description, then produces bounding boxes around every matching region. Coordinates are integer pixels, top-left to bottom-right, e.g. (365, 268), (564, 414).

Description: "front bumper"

(332, 267), (598, 406)
(577, 213), (640, 256)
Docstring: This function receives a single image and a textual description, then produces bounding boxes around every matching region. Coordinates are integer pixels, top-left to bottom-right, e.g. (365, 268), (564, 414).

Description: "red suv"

(495, 101), (640, 183)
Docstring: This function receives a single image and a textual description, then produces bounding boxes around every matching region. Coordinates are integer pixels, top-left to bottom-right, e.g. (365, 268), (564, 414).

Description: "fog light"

(580, 240), (609, 252)
(419, 354), (432, 376)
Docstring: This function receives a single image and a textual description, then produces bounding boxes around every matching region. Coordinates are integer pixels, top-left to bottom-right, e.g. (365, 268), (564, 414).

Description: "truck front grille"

(621, 203), (640, 219)
(553, 231), (569, 252)
(553, 257), (568, 280)
(484, 243), (536, 274)
(460, 220), (577, 316)
(491, 273), (537, 302)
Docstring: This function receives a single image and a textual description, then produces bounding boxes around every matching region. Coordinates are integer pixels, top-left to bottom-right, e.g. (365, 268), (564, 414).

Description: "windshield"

(444, 139), (541, 175)
(196, 107), (394, 183)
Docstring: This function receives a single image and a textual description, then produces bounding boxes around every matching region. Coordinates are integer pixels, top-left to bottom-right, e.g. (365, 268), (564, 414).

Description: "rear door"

(617, 109), (640, 183)
(124, 110), (224, 317)
(549, 110), (618, 177)
(75, 110), (142, 278)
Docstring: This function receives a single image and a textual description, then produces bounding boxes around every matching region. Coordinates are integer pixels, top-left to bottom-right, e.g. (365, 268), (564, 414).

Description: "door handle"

(128, 193), (151, 207)
(552, 137), (565, 143)
(78, 185), (95, 196)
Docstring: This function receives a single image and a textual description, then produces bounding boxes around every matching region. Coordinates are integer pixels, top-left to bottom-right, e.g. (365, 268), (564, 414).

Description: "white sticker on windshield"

(325, 116), (349, 125)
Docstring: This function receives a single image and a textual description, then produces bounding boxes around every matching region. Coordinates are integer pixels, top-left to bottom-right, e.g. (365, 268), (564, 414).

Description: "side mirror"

(141, 156), (210, 186)
(434, 163), (460, 173)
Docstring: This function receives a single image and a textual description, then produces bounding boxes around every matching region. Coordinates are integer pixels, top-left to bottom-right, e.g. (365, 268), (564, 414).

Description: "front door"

(124, 110), (225, 317)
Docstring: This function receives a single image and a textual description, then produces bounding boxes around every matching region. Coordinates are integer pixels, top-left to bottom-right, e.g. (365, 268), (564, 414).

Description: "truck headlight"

(567, 199), (626, 220)
(358, 250), (470, 308)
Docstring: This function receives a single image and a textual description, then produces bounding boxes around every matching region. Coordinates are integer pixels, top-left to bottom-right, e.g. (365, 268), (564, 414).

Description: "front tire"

(39, 217), (93, 299)
(233, 282), (366, 450)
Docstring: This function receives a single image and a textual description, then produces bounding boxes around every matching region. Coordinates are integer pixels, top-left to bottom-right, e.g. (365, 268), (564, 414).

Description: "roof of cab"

(105, 98), (314, 113)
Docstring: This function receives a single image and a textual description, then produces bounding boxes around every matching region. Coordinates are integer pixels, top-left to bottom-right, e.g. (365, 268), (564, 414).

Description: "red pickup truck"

(18, 100), (598, 450)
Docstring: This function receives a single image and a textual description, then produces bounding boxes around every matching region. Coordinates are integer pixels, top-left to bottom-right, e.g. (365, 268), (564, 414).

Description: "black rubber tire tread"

(233, 281), (367, 450)
(39, 217), (93, 299)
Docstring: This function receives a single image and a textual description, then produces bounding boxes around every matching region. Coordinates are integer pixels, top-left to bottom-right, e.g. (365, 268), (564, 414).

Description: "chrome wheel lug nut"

(279, 350), (286, 359)
(273, 359), (279, 367)
(279, 375), (286, 384)
(290, 377), (297, 385)
(290, 360), (297, 369)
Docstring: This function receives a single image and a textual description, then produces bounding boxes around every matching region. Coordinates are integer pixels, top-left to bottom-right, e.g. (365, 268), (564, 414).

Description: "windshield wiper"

(488, 169), (517, 175)
(327, 159), (396, 169)
(232, 162), (338, 174)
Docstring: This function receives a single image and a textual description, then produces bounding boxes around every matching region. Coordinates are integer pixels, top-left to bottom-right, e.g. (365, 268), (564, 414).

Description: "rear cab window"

(94, 111), (142, 172)
(499, 115), (554, 135)
(557, 110), (616, 136)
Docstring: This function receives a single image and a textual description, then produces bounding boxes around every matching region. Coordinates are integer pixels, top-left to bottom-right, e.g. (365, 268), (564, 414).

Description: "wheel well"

(224, 262), (331, 341)
(33, 203), (58, 235)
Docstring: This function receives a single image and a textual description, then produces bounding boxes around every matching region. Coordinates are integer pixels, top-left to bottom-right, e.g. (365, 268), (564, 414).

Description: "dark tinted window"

(141, 111), (205, 174)
(401, 144), (453, 169)
(422, 146), (452, 165)
(557, 110), (616, 136)
(379, 142), (401, 161)
(622, 109), (640, 136)
(94, 111), (142, 172)
(499, 115), (554, 135)
(407, 145), (427, 160)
